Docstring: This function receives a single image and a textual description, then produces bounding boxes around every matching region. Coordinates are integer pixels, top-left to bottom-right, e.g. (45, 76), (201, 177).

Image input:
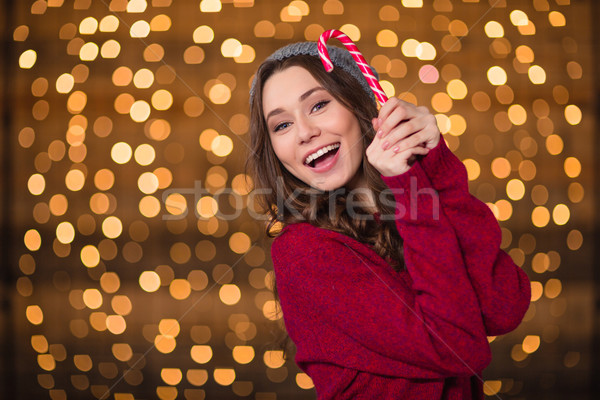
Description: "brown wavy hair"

(245, 54), (405, 360)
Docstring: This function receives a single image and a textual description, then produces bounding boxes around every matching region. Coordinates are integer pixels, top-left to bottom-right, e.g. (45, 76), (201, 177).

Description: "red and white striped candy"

(318, 29), (388, 105)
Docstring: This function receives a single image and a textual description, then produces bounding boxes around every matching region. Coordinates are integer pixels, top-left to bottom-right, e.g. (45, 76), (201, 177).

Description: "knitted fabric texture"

(249, 41), (379, 105)
(269, 137), (531, 399)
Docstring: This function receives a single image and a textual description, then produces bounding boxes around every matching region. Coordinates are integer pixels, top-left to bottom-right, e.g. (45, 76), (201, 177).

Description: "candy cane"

(318, 29), (388, 105)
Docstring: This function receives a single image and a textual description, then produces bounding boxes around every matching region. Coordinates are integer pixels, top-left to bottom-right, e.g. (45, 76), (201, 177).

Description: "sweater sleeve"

(417, 137), (531, 336)
(271, 162), (492, 379)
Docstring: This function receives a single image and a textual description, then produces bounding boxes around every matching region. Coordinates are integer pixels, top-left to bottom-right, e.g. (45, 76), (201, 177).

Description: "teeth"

(305, 143), (340, 165)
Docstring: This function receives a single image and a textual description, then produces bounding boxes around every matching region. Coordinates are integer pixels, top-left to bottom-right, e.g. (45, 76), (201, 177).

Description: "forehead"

(262, 66), (322, 112)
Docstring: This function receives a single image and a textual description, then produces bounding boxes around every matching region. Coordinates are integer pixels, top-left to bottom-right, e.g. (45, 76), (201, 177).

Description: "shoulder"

(271, 222), (344, 256)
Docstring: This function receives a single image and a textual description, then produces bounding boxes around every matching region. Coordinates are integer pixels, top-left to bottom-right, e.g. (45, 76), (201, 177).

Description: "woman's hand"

(366, 97), (441, 177)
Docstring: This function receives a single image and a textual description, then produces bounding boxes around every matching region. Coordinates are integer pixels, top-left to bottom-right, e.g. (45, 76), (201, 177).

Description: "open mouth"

(306, 143), (340, 169)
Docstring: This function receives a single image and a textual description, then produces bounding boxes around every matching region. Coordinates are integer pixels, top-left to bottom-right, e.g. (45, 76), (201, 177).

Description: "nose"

(295, 114), (320, 144)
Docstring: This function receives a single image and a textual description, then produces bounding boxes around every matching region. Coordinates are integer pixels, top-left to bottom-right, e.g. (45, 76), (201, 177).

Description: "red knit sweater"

(270, 138), (531, 399)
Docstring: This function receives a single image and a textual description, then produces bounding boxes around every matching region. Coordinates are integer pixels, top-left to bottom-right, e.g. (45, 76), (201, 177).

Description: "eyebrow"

(265, 86), (327, 123)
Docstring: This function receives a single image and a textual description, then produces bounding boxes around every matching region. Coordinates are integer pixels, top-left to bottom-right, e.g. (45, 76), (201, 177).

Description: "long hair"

(245, 54), (405, 359)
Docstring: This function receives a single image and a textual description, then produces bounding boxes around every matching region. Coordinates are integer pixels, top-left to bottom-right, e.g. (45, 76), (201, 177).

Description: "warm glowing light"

(229, 232), (251, 254)
(548, 11), (566, 27)
(65, 169), (85, 191)
(515, 45), (534, 63)
(24, 229), (42, 251)
(139, 271), (161, 292)
(130, 20), (150, 38)
(431, 92), (451, 113)
(545, 279), (562, 300)
(546, 134), (564, 155)
(79, 42), (99, 61)
(19, 50), (37, 69)
(402, 0), (422, 7)
(100, 272), (120, 293)
(522, 335), (540, 354)
(491, 157), (511, 179)
(56, 73), (75, 93)
(419, 64), (440, 83)
(219, 284), (241, 305)
(169, 279), (192, 300)
(296, 373), (314, 389)
(532, 206), (550, 227)
(508, 104), (527, 125)
(133, 68), (154, 88)
(416, 42), (436, 60)
(102, 216), (123, 239)
(377, 29), (398, 47)
(112, 343), (133, 361)
(106, 315), (126, 334)
(165, 193), (187, 215)
(193, 25), (214, 43)
(211, 135), (234, 157)
(155, 334), (176, 353)
(447, 79), (467, 99)
(528, 65), (546, 84)
(213, 369), (235, 386)
(510, 10), (529, 26)
(26, 305), (44, 325)
(200, 0), (222, 12)
(134, 144), (155, 166)
(150, 14), (171, 31)
(448, 114), (466, 136)
(99, 15), (119, 32)
(191, 345), (213, 364)
(487, 66), (507, 85)
(232, 346), (255, 365)
(159, 319), (180, 338)
(151, 89), (173, 110)
(127, 0), (147, 12)
(80, 245), (100, 268)
(506, 179), (525, 200)
(234, 45), (256, 64)
(111, 142), (132, 164)
(564, 157), (581, 178)
(461, 159), (479, 181)
(56, 221), (75, 244)
(83, 289), (103, 309)
(531, 281), (543, 301)
(484, 21), (504, 37)
(564, 105), (582, 125)
(79, 17), (98, 34)
(28, 173), (45, 195)
(221, 38), (242, 57)
(197, 196), (218, 219)
(130, 100), (151, 122)
(552, 204), (570, 225)
(161, 368), (183, 385)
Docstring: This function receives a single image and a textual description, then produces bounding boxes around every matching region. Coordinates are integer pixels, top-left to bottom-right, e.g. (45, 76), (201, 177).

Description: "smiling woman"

(262, 66), (365, 192)
(245, 41), (531, 400)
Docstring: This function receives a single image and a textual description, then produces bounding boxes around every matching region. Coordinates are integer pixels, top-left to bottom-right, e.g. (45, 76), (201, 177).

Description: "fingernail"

(382, 141), (389, 150)
(377, 130), (383, 138)
(393, 146), (399, 152)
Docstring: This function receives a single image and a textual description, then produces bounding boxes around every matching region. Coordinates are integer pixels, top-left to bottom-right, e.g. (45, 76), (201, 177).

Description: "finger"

(378, 101), (421, 140)
(381, 116), (428, 150)
(391, 129), (429, 154)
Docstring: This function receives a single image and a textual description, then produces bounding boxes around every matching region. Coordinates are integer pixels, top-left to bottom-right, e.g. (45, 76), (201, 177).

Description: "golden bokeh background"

(0, 0), (596, 398)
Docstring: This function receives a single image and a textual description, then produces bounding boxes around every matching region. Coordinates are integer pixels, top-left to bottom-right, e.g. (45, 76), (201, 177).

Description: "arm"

(417, 137), (531, 335)
(271, 161), (491, 379)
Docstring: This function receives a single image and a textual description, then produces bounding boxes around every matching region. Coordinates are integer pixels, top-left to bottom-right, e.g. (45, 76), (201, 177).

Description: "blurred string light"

(12, 0), (587, 398)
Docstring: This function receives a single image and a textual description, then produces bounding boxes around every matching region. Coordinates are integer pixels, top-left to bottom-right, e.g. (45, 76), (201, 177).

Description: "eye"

(311, 100), (330, 112)
(273, 121), (291, 132)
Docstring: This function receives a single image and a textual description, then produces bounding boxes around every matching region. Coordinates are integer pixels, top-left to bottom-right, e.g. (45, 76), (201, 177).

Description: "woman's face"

(261, 66), (365, 191)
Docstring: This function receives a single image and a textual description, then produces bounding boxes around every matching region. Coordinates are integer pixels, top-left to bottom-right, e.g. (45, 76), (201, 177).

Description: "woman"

(246, 41), (531, 399)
